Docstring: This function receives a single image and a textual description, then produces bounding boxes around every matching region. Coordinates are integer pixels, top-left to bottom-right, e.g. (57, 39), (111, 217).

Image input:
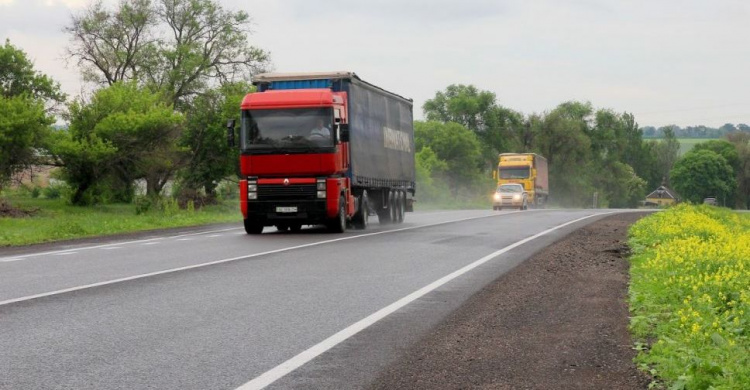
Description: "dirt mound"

(0, 200), (38, 218)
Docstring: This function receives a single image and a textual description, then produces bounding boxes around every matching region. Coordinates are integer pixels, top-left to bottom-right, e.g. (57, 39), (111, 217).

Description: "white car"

(493, 183), (528, 211)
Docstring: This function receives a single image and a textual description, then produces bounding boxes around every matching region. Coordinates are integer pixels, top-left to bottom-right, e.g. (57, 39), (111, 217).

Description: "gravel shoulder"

(370, 212), (652, 390)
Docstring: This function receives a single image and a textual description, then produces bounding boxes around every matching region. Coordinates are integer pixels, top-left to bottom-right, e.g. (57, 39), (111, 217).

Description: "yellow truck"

(493, 153), (549, 210)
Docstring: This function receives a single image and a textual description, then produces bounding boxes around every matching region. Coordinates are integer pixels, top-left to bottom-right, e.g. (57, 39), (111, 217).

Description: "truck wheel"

(396, 191), (405, 223)
(244, 219), (263, 235)
(276, 224), (289, 232)
(352, 192), (369, 229)
(388, 191), (399, 223)
(289, 224), (302, 232)
(377, 191), (392, 224)
(328, 195), (346, 233)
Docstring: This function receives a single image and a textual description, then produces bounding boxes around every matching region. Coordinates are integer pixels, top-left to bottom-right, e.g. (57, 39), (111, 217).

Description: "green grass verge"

(0, 196), (240, 247)
(627, 204), (749, 389)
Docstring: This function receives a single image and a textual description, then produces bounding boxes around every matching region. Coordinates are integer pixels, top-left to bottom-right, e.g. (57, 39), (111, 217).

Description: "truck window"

(499, 167), (530, 179)
(241, 108), (334, 151)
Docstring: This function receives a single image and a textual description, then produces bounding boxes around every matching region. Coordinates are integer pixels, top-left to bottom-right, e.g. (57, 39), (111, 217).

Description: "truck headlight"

(248, 179), (257, 200)
(317, 190), (326, 199)
(316, 179), (326, 190)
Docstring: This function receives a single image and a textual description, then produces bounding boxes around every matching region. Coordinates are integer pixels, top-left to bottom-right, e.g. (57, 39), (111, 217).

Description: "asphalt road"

(0, 209), (624, 390)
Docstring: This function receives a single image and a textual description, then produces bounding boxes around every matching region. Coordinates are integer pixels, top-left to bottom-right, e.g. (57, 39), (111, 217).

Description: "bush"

(628, 204), (749, 389)
(42, 183), (65, 199)
(30, 187), (41, 198)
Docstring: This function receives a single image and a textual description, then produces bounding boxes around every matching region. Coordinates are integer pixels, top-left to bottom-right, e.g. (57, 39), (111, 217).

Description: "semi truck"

(227, 72), (416, 234)
(494, 153), (549, 208)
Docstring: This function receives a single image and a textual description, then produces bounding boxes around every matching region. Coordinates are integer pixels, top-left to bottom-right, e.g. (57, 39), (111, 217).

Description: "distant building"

(645, 184), (680, 207)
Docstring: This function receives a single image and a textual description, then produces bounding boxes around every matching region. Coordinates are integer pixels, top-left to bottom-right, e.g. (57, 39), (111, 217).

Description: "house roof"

(646, 185), (679, 200)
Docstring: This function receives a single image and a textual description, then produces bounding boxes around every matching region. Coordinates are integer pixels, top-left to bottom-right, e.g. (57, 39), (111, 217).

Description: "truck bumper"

(244, 199), (328, 226)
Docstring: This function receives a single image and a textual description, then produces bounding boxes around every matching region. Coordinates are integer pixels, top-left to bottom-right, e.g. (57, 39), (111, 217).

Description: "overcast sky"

(1, 0), (748, 127)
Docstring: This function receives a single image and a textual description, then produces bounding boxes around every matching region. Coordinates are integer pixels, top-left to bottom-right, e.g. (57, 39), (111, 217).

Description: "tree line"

(643, 124), (750, 139)
(414, 85), (749, 209)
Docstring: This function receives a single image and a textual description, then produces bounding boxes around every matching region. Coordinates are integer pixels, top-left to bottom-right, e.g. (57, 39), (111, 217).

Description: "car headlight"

(513, 194), (521, 200)
(493, 193), (501, 200)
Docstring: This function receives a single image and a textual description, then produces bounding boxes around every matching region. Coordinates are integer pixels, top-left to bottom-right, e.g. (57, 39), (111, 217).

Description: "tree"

(414, 121), (484, 198)
(651, 127), (680, 185)
(66, 0), (269, 108)
(725, 132), (750, 209)
(670, 149), (736, 205)
(178, 82), (249, 199)
(65, 0), (156, 86)
(1, 39), (66, 106)
(423, 84), (524, 165)
(692, 140), (739, 172)
(0, 97), (53, 191)
(532, 104), (594, 207)
(0, 40), (60, 192)
(52, 82), (184, 204)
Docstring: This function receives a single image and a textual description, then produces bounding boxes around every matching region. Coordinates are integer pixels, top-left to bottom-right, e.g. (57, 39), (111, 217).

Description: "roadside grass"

(0, 195), (239, 247)
(628, 204), (749, 389)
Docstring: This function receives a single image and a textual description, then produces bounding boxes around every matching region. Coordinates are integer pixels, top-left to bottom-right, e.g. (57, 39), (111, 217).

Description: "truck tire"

(328, 195), (346, 233)
(389, 190), (399, 222)
(396, 191), (405, 223)
(244, 219), (263, 235)
(377, 191), (392, 224)
(289, 224), (302, 232)
(352, 191), (369, 230)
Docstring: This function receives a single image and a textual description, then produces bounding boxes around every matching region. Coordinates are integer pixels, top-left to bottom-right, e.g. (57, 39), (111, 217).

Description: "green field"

(0, 196), (239, 247)
(676, 138), (709, 155)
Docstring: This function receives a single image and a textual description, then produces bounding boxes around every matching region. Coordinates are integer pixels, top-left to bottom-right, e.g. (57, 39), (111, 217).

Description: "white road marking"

(176, 238), (193, 241)
(0, 227), (242, 262)
(0, 210), (533, 307)
(101, 247), (123, 250)
(52, 252), (77, 256)
(141, 242), (160, 246)
(235, 212), (614, 390)
(1, 258), (23, 262)
(208, 234), (223, 238)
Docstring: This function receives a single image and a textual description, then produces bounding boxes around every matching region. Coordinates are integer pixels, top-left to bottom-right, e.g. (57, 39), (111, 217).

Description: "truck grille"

(258, 184), (317, 200)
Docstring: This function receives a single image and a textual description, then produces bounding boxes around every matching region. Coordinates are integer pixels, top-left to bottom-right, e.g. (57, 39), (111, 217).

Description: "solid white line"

(235, 212), (613, 390)
(141, 242), (160, 246)
(0, 227), (242, 262)
(176, 238), (194, 241)
(0, 210), (527, 307)
(208, 234), (223, 238)
(1, 258), (23, 263)
(52, 252), (77, 256)
(101, 247), (123, 250)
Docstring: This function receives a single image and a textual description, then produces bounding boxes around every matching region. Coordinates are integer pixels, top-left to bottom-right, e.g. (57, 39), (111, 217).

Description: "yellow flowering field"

(628, 204), (749, 389)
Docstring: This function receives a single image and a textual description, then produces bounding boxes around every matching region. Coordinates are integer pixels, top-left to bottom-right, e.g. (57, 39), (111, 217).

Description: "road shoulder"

(370, 212), (652, 389)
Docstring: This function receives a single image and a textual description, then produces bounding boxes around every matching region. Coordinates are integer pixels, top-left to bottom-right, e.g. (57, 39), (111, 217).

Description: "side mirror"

(227, 119), (236, 147)
(339, 124), (349, 142)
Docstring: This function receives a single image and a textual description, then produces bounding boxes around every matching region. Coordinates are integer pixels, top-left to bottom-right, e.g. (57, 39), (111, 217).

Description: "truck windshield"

(241, 108), (334, 151)
(499, 167), (530, 179)
(498, 185), (523, 193)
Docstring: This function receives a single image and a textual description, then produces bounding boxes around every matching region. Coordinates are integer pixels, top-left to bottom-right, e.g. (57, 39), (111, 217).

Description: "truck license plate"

(276, 206), (298, 213)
